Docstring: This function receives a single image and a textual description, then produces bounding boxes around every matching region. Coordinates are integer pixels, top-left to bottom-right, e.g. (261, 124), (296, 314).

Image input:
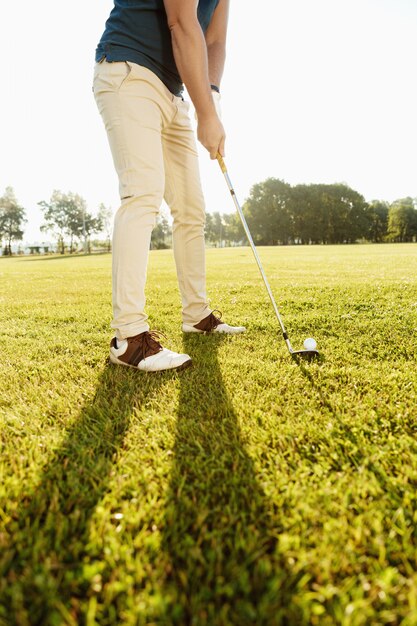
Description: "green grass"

(1, 244), (417, 626)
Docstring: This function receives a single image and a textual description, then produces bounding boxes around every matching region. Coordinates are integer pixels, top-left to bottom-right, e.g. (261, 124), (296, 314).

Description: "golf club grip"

(216, 154), (289, 340)
(216, 153), (227, 174)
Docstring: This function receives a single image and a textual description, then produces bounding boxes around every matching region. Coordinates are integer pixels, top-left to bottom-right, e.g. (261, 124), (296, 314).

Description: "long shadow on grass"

(0, 363), (167, 624)
(161, 335), (295, 626)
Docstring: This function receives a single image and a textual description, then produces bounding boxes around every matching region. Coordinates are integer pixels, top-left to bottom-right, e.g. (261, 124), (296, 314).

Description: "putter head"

(291, 349), (320, 362)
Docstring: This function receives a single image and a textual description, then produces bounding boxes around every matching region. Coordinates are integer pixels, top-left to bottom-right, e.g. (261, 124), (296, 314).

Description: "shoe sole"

(109, 352), (192, 372)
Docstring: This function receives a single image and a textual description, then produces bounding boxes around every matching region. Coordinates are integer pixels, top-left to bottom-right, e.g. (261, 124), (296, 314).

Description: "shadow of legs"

(161, 334), (289, 626)
(0, 364), (168, 624)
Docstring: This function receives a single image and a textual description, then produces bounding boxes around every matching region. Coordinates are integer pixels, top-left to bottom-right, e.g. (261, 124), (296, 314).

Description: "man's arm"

(205, 0), (229, 90)
(163, 0), (225, 158)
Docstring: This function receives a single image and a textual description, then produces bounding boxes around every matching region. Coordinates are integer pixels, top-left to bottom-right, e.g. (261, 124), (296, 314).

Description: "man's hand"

(197, 113), (225, 159)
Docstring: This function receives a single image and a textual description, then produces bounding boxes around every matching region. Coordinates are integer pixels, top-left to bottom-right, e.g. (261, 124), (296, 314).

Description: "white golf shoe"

(109, 331), (192, 372)
(182, 310), (246, 335)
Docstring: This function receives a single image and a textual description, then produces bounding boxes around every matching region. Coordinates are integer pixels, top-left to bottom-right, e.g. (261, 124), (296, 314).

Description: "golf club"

(216, 153), (319, 361)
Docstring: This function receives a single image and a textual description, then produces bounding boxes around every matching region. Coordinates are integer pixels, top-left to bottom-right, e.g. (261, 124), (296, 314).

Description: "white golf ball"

(303, 337), (317, 350)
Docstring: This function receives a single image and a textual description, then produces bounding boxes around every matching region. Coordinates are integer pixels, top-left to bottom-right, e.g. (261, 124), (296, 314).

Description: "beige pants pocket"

(93, 60), (133, 93)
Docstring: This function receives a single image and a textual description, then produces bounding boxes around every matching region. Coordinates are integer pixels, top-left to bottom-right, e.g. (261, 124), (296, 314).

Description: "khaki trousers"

(93, 60), (211, 340)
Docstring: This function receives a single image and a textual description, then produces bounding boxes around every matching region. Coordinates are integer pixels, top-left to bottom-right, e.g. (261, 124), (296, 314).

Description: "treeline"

(1, 180), (416, 255)
(0, 187), (170, 255)
(205, 179), (417, 246)
(38, 191), (114, 254)
(0, 188), (111, 255)
(0, 188), (26, 255)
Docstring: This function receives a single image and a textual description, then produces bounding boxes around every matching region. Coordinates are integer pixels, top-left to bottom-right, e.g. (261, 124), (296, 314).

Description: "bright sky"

(1, 0), (416, 243)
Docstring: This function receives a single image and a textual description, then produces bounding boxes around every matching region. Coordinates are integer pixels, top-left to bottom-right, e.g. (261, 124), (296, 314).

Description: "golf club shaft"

(216, 154), (293, 353)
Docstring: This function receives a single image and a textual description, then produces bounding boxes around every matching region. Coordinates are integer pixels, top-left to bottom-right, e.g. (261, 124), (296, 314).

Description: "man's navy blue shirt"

(96, 0), (219, 96)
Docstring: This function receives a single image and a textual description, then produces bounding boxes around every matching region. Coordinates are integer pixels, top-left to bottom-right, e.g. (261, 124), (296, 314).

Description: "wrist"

(197, 109), (218, 123)
(210, 84), (220, 94)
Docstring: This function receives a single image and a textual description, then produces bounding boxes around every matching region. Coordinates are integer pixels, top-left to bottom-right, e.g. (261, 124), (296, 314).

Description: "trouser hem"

(113, 323), (150, 341)
(182, 305), (212, 326)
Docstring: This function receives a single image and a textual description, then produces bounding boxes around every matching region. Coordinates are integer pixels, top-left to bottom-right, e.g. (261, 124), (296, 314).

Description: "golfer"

(93, 0), (245, 372)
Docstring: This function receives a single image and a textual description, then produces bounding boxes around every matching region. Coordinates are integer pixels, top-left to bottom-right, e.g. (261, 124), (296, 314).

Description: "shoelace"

(205, 309), (223, 331)
(130, 330), (165, 365)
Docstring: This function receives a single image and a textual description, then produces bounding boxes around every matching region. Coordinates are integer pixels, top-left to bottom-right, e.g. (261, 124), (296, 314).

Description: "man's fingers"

(197, 116), (226, 158)
(218, 135), (225, 158)
(209, 145), (218, 159)
(209, 136), (225, 159)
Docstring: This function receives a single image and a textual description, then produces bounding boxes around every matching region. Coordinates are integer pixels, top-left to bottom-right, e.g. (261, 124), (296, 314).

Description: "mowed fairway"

(1, 244), (417, 626)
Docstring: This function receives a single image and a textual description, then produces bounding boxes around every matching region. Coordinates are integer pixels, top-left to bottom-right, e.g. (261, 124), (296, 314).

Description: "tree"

(77, 206), (103, 254)
(204, 212), (219, 246)
(367, 200), (389, 242)
(39, 191), (100, 254)
(212, 212), (224, 247)
(151, 214), (171, 249)
(97, 203), (113, 252)
(204, 211), (241, 247)
(243, 179), (371, 245)
(244, 178), (293, 245)
(222, 212), (242, 245)
(289, 184), (334, 244)
(64, 194), (89, 252)
(39, 190), (70, 254)
(387, 197), (417, 242)
(324, 184), (369, 244)
(0, 187), (27, 255)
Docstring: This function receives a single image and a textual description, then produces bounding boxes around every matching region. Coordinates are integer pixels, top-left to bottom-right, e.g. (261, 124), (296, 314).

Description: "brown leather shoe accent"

(112, 331), (164, 366)
(193, 310), (223, 332)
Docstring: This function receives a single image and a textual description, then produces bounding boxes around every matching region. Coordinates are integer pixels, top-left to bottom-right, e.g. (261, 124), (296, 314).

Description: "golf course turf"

(1, 244), (416, 625)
